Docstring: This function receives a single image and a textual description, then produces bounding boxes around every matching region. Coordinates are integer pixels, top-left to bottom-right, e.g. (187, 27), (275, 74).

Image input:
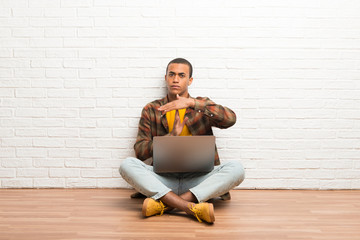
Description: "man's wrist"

(188, 98), (195, 108)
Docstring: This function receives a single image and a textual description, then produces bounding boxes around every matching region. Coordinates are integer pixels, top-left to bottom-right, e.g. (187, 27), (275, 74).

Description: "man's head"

(165, 58), (193, 97)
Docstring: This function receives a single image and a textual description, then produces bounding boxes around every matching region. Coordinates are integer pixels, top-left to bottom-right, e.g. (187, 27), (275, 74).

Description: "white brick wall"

(1, 0), (360, 189)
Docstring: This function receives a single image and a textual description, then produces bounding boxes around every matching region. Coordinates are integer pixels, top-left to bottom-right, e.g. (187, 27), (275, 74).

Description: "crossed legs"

(119, 157), (245, 222)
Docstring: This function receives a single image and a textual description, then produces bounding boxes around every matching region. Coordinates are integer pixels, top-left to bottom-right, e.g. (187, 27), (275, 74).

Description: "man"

(119, 58), (245, 223)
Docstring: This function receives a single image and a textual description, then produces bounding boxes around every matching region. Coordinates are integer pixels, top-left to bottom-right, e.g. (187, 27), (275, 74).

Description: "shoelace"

(157, 200), (166, 216)
(188, 204), (202, 223)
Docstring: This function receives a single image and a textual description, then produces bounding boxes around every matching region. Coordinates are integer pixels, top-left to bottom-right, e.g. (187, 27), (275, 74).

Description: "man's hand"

(170, 109), (189, 136)
(158, 94), (195, 114)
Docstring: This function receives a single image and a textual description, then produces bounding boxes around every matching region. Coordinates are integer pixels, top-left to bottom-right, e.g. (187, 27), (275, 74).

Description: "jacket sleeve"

(133, 107), (153, 161)
(193, 97), (236, 129)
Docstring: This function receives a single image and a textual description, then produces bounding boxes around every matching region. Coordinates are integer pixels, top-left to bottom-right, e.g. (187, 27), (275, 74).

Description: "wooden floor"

(0, 189), (359, 240)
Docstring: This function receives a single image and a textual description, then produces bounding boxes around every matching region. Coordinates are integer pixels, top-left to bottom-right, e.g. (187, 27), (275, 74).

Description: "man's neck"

(167, 92), (189, 102)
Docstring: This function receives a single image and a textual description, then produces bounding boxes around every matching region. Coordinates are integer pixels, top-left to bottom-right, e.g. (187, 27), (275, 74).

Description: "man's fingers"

(183, 116), (189, 124)
(174, 109), (180, 121)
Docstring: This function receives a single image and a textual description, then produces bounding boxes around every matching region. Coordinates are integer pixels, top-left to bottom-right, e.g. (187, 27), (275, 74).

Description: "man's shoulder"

(194, 96), (210, 100)
(142, 97), (166, 111)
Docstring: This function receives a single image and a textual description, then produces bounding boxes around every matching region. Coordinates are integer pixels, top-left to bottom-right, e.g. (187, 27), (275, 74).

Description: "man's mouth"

(170, 85), (180, 89)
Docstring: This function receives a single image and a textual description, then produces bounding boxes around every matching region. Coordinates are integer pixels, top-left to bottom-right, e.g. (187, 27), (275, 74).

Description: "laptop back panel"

(153, 136), (215, 173)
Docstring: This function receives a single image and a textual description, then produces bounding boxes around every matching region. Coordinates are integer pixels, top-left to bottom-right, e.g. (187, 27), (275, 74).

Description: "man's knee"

(226, 161), (245, 185)
(119, 157), (138, 177)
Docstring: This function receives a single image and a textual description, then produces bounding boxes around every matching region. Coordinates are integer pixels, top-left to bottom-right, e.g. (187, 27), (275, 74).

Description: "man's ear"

(188, 77), (193, 86)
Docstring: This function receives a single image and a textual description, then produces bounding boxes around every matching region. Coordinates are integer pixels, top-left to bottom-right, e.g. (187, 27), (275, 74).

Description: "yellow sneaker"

(188, 202), (215, 223)
(142, 198), (167, 217)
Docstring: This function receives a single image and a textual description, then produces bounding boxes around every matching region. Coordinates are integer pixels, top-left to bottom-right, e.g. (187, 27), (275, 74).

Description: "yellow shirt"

(166, 109), (192, 136)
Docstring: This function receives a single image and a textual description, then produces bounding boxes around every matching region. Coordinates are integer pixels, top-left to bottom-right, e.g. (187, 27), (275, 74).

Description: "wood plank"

(0, 189), (359, 240)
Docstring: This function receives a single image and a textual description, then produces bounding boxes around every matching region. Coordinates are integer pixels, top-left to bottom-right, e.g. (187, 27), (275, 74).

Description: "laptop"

(153, 135), (215, 173)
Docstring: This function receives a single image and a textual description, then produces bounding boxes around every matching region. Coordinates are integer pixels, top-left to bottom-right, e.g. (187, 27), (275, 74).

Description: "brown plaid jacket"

(134, 95), (237, 166)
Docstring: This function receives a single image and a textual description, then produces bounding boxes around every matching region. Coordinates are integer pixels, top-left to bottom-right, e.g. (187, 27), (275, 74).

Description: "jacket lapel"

(160, 96), (169, 132)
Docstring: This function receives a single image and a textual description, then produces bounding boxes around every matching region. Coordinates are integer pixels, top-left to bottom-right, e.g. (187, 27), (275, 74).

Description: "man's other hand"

(158, 94), (195, 114)
(169, 109), (189, 136)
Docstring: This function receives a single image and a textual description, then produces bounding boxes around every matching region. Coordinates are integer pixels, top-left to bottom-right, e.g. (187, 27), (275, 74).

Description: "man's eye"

(180, 75), (185, 78)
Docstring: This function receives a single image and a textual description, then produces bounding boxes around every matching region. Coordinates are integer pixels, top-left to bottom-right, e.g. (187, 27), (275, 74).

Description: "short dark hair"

(166, 58), (193, 78)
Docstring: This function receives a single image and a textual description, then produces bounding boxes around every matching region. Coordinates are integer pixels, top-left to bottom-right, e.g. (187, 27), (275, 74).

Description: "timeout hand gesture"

(169, 109), (189, 136)
(158, 94), (195, 114)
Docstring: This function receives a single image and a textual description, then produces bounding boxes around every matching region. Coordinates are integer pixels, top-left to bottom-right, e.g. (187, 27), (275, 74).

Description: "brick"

(32, 79), (63, 88)
(77, 28), (108, 37)
(64, 119), (96, 128)
(0, 8), (10, 17)
(33, 159), (64, 168)
(97, 159), (122, 168)
(78, 49), (109, 58)
(96, 118), (128, 128)
(31, 59), (62, 68)
(78, 8), (108, 17)
(49, 168), (80, 177)
(48, 128), (79, 137)
(34, 178), (65, 188)
(63, 59), (94, 68)
(32, 119), (64, 127)
(0, 169), (16, 178)
(64, 79), (96, 88)
(65, 139), (95, 148)
(33, 139), (65, 147)
(0, 109), (12, 117)
(47, 89), (79, 98)
(80, 108), (112, 118)
(0, 59), (29, 68)
(29, 38), (63, 47)
(0, 18), (28, 28)
(2, 179), (33, 188)
(12, 28), (44, 37)
(0, 48), (12, 57)
(45, 28), (76, 37)
(61, 0), (92, 7)
(46, 49), (77, 57)
(29, 0), (60, 8)
(47, 108), (79, 118)
(13, 49), (44, 58)
(66, 178), (97, 188)
(15, 108), (46, 117)
(46, 68), (78, 79)
(81, 169), (113, 178)
(16, 129), (47, 137)
(96, 98), (128, 108)
(45, 8), (76, 17)
(2, 159), (33, 168)
(79, 69), (111, 78)
(79, 88), (112, 98)
(17, 168), (48, 178)
(15, 88), (46, 97)
(80, 149), (111, 159)
(65, 159), (96, 168)
(1, 98), (32, 107)
(112, 128), (137, 138)
(14, 69), (45, 78)
(1, 119), (31, 127)
(63, 99), (95, 108)
(97, 179), (124, 188)
(16, 148), (47, 158)
(96, 139), (130, 149)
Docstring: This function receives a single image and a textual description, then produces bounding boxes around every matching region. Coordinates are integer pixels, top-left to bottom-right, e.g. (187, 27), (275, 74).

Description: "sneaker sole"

(142, 198), (151, 217)
(208, 203), (215, 223)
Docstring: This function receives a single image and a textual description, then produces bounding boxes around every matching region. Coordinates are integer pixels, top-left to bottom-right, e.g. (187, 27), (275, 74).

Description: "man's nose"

(173, 75), (179, 82)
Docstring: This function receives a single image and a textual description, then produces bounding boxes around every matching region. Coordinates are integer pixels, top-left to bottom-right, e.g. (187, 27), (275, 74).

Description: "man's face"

(165, 63), (193, 96)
